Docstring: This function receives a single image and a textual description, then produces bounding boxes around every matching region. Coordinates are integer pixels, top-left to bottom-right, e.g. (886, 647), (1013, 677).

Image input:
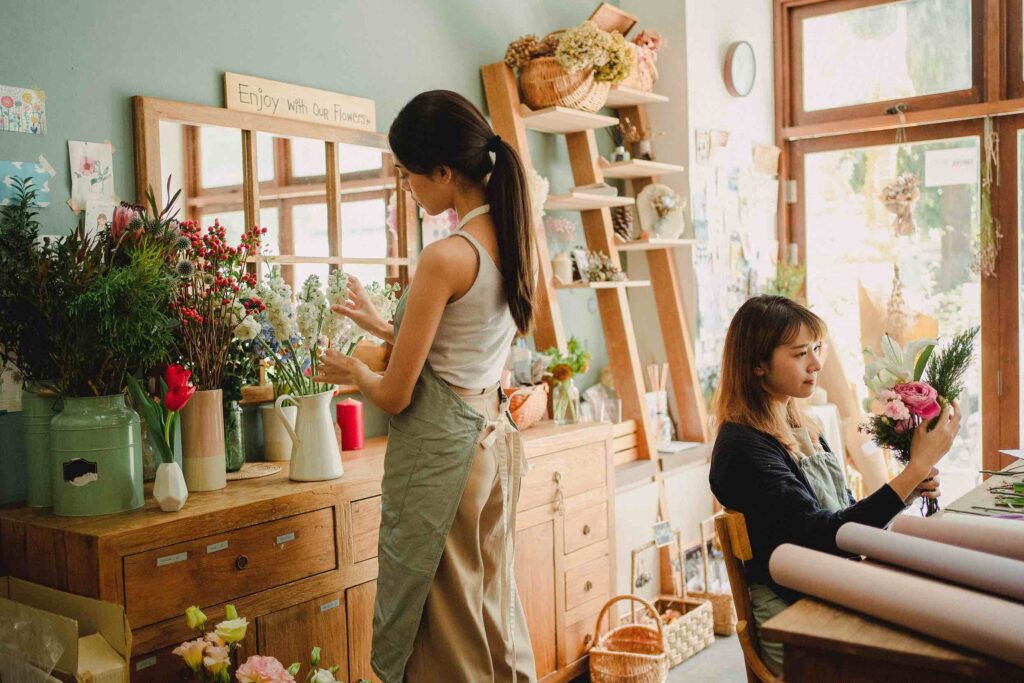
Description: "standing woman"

(708, 295), (959, 675)
(315, 90), (537, 683)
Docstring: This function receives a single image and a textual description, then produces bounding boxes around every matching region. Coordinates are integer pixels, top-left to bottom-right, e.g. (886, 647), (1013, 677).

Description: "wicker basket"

(590, 595), (669, 683)
(687, 517), (738, 636)
(624, 595), (715, 669)
(520, 56), (611, 112)
(506, 383), (548, 430)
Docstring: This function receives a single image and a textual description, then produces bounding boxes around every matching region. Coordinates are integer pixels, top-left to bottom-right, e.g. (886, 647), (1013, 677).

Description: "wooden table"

(759, 465), (1024, 682)
(760, 598), (1024, 682)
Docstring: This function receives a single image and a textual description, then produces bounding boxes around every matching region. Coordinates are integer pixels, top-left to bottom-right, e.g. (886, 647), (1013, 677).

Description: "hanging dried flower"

(879, 173), (920, 237)
(593, 32), (634, 83)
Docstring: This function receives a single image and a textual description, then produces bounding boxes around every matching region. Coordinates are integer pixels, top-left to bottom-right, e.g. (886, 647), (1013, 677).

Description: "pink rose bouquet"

(861, 329), (978, 515)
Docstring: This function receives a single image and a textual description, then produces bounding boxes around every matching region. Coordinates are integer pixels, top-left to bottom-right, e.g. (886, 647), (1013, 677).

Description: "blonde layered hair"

(713, 295), (827, 454)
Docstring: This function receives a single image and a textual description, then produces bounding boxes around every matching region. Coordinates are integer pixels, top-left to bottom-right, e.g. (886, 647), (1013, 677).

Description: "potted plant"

(126, 364), (195, 511)
(172, 218), (264, 491)
(255, 268), (398, 481)
(0, 177), (63, 507)
(543, 336), (591, 425)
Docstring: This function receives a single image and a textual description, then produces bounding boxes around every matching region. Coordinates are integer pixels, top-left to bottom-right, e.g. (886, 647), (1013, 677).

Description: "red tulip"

(164, 384), (195, 412)
(164, 364), (191, 391)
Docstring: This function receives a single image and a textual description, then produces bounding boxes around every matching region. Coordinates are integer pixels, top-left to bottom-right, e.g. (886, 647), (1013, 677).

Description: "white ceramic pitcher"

(274, 390), (344, 482)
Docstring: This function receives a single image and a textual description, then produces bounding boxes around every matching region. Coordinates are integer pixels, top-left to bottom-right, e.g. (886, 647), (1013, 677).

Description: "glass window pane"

(201, 208), (280, 256)
(804, 135), (981, 502)
(256, 132), (275, 183)
(199, 125), (244, 188)
(293, 262), (330, 289)
(338, 143), (383, 174)
(341, 198), (388, 259)
(291, 137), (327, 178)
(342, 263), (387, 287)
(802, 0), (972, 112)
(292, 203), (330, 256)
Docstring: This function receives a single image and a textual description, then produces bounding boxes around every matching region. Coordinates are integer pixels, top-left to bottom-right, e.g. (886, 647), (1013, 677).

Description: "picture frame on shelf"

(571, 248), (591, 282)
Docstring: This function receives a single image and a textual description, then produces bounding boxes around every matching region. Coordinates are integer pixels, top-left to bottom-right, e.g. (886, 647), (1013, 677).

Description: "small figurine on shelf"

(605, 123), (631, 163)
(617, 115), (663, 161)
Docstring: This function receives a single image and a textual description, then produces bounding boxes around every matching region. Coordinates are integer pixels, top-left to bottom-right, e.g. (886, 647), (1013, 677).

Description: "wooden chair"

(715, 510), (783, 683)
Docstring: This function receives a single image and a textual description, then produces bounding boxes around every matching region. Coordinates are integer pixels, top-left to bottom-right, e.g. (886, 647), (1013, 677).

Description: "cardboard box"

(0, 576), (131, 683)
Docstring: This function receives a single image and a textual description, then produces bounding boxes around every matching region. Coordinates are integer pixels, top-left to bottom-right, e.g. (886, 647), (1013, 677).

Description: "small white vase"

(261, 404), (297, 461)
(552, 252), (574, 284)
(153, 462), (188, 512)
(275, 390), (344, 482)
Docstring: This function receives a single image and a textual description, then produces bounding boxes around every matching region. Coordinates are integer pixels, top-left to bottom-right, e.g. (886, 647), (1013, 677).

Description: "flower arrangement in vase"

(126, 364), (195, 511)
(543, 336), (591, 425)
(861, 328), (978, 516)
(172, 604), (349, 682)
(172, 218), (265, 491)
(255, 267), (398, 481)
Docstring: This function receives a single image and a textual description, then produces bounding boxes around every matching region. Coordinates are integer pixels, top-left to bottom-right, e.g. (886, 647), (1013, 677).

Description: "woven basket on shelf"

(506, 383), (548, 430)
(687, 517), (738, 636)
(590, 595), (669, 683)
(520, 56), (611, 112)
(618, 43), (659, 92)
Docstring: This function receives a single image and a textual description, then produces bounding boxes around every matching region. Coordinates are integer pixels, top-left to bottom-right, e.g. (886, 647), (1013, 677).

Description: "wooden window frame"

(784, 0), (987, 128)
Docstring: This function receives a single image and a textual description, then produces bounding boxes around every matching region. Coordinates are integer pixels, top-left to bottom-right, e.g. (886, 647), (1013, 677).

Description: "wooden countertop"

(0, 420), (612, 539)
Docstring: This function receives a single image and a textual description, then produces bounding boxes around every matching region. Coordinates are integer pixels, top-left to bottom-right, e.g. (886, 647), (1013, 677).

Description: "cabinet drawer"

(564, 554), (610, 611)
(559, 606), (602, 669)
(518, 443), (606, 512)
(124, 508), (336, 627)
(563, 502), (608, 555)
(351, 496), (381, 563)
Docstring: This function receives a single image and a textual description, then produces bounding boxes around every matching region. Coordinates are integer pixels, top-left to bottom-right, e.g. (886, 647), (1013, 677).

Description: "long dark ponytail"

(388, 90), (535, 333)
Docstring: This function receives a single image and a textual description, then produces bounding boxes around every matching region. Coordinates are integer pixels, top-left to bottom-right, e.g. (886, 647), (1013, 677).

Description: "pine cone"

(505, 35), (541, 69)
(612, 206), (634, 241)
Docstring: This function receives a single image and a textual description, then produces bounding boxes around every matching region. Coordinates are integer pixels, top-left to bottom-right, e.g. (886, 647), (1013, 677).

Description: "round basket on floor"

(590, 595), (669, 683)
(506, 383), (548, 430)
(520, 56), (610, 112)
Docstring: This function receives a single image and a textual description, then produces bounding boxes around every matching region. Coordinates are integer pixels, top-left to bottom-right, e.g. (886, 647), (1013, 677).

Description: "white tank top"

(427, 204), (517, 389)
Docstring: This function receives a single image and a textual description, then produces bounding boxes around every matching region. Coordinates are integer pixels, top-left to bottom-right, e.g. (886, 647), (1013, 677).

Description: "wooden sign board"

(224, 72), (376, 132)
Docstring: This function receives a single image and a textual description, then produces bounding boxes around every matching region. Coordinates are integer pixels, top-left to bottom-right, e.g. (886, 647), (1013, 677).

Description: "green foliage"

(222, 338), (261, 402)
(761, 262), (806, 302)
(0, 177), (59, 383)
(925, 326), (978, 403)
(542, 336), (591, 376)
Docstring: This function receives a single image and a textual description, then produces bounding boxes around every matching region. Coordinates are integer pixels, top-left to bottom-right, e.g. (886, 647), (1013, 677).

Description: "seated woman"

(708, 295), (960, 675)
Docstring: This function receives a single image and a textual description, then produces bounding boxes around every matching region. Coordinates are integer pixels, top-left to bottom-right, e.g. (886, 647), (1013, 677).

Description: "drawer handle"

(584, 580), (593, 592)
(582, 524), (591, 536)
(235, 554), (249, 570)
(552, 471), (565, 514)
(583, 634), (593, 648)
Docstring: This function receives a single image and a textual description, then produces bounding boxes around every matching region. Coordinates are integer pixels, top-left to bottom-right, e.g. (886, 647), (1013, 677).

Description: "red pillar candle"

(336, 398), (364, 451)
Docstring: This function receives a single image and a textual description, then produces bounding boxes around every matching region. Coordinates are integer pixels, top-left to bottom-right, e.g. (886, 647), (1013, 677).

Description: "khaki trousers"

(404, 385), (538, 683)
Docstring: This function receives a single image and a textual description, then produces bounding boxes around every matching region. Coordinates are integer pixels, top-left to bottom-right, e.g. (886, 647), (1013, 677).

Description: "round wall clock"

(724, 41), (756, 97)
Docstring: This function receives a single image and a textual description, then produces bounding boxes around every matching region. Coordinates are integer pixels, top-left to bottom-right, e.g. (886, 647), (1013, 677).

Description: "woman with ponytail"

(315, 90), (537, 682)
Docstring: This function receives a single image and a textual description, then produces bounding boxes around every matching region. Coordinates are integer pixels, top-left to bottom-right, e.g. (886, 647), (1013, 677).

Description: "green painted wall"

(0, 0), (612, 504)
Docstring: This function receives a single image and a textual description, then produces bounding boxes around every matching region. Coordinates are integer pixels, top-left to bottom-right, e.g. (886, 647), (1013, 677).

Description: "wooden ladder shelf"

(481, 63), (710, 463)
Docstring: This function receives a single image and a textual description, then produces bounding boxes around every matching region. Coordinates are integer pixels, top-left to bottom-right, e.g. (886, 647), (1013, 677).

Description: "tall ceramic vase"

(50, 394), (144, 517)
(21, 385), (61, 508)
(274, 390), (343, 482)
(180, 389), (227, 491)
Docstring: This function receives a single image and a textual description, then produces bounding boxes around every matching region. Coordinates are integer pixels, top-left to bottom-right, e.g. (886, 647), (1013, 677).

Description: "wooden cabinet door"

(257, 592), (347, 682)
(514, 519), (557, 679)
(346, 580), (382, 683)
(131, 639), (254, 683)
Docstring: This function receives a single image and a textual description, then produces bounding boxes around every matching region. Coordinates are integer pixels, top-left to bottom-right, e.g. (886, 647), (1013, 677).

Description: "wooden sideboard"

(0, 420), (615, 683)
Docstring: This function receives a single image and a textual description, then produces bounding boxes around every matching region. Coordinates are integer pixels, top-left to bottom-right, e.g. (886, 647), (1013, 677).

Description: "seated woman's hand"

(903, 466), (940, 505)
(331, 275), (389, 338)
(908, 400), (961, 475)
(314, 348), (367, 387)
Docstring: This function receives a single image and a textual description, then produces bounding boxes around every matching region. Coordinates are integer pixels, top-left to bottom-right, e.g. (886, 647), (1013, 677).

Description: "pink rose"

(893, 381), (941, 420)
(78, 156), (97, 175)
(883, 398), (910, 421)
(236, 655), (295, 683)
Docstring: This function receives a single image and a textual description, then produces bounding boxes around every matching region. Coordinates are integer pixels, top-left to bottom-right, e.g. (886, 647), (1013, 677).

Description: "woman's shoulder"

(712, 422), (788, 465)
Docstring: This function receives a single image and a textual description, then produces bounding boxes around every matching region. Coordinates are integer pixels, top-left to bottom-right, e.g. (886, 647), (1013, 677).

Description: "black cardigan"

(708, 421), (906, 603)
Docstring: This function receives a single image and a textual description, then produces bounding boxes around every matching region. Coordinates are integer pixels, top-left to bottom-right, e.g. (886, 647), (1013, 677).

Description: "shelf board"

(544, 192), (635, 211)
(520, 105), (620, 134)
(599, 159), (686, 179)
(604, 87), (670, 108)
(553, 278), (651, 290)
(615, 236), (695, 252)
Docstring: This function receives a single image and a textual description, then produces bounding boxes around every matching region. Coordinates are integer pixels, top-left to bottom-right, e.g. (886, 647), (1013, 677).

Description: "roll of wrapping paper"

(836, 523), (1024, 603)
(769, 544), (1024, 668)
(890, 514), (1024, 562)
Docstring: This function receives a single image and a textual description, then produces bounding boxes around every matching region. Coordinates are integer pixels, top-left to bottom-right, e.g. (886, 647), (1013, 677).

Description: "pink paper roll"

(769, 544), (1024, 668)
(890, 514), (1024, 562)
(836, 522), (1024, 602)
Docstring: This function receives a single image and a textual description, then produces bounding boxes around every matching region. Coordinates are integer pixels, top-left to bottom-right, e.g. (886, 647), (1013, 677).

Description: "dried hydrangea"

(583, 251), (626, 282)
(538, 32), (562, 57)
(556, 21), (612, 73)
(594, 32), (635, 83)
(525, 167), (549, 223)
(505, 34), (541, 70)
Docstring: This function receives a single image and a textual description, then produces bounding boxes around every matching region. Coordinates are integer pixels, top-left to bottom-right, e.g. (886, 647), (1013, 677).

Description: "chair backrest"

(715, 510), (782, 683)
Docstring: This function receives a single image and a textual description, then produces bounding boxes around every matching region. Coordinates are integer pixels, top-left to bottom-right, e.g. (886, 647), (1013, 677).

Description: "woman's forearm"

(352, 363), (407, 415)
(888, 461), (929, 501)
(377, 322), (396, 344)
